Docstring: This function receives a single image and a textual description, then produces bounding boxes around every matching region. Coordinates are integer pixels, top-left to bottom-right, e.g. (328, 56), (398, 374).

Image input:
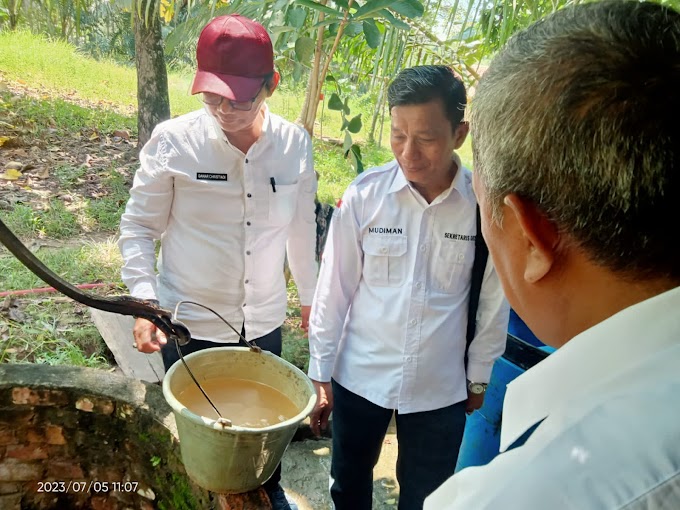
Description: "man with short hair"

(119, 14), (317, 510)
(307, 65), (509, 509)
(426, 1), (680, 508)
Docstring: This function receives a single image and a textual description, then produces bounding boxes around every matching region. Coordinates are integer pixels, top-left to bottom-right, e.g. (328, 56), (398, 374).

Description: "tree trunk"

(134, 0), (171, 149)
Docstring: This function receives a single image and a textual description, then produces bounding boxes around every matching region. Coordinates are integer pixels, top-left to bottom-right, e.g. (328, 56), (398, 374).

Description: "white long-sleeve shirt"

(425, 285), (680, 510)
(308, 158), (509, 414)
(118, 106), (318, 342)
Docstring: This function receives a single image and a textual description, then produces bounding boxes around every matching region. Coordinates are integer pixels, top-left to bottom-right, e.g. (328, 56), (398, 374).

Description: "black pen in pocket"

(270, 177), (277, 193)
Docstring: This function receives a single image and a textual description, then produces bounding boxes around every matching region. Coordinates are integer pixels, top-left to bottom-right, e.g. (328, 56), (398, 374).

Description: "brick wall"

(0, 364), (271, 510)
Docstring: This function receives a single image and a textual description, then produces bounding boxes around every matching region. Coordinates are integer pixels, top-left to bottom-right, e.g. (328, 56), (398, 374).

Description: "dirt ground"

(281, 420), (400, 510)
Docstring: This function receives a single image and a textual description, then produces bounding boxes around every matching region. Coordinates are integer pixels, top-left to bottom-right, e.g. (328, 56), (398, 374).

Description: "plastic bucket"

(162, 347), (317, 494)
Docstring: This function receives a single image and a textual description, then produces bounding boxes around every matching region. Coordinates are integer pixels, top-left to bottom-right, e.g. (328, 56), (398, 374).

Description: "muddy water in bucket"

(177, 377), (298, 428)
(163, 347), (316, 494)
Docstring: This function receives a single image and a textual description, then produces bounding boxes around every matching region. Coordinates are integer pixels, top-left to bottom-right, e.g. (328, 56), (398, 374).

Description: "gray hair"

(471, 0), (680, 282)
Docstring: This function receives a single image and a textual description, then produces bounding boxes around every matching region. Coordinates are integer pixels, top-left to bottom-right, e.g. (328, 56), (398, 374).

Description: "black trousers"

(330, 379), (467, 510)
(161, 326), (284, 492)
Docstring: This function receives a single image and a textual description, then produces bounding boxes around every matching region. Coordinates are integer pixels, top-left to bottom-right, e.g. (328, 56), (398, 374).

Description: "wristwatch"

(467, 380), (488, 395)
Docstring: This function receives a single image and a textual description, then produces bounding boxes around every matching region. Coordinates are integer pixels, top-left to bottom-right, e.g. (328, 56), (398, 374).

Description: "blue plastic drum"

(456, 310), (554, 471)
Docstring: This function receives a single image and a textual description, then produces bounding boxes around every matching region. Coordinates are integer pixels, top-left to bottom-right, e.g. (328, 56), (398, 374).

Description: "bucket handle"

(171, 300), (263, 427)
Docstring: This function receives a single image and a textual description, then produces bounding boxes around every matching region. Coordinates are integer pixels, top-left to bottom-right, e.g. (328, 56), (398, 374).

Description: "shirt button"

(245, 158), (249, 163)
(420, 245), (427, 252)
(410, 319), (417, 325)
(247, 193), (252, 198)
(243, 303), (247, 307)
(416, 282), (422, 289)
(246, 221), (251, 226)
(244, 279), (249, 284)
(406, 356), (413, 362)
(380, 247), (388, 254)
(246, 251), (251, 255)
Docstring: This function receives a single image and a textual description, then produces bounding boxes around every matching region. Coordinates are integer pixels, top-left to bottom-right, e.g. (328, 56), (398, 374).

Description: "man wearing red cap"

(118, 15), (316, 510)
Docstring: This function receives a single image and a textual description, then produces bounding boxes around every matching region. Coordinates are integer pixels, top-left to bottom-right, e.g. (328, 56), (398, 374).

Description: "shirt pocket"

(362, 235), (408, 287)
(432, 242), (472, 294)
(268, 183), (298, 226)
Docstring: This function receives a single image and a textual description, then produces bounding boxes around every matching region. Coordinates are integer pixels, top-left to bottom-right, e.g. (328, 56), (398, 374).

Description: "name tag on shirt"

(444, 233), (476, 241)
(196, 173), (227, 181)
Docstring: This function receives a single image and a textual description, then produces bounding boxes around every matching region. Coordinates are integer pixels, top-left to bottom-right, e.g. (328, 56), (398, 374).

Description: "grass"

(0, 298), (111, 367)
(0, 239), (124, 291)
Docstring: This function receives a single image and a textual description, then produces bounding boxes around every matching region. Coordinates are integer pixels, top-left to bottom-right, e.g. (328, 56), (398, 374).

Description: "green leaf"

(354, 0), (396, 19)
(344, 21), (364, 37)
(362, 19), (382, 49)
(343, 97), (351, 115)
(343, 131), (353, 154)
(269, 25), (299, 34)
(350, 144), (365, 174)
(333, 0), (350, 8)
(294, 36), (315, 62)
(288, 7), (307, 28)
(379, 9), (411, 29)
(325, 74), (337, 82)
(328, 93), (344, 111)
(347, 114), (363, 133)
(295, 0), (342, 16)
(389, 0), (424, 18)
(292, 62), (304, 82)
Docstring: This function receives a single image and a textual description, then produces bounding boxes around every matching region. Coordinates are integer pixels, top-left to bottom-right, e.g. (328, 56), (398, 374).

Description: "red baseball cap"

(191, 15), (274, 101)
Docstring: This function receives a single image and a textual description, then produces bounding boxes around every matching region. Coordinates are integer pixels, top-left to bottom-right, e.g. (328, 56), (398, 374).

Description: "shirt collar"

(499, 285), (680, 451)
(388, 153), (475, 205)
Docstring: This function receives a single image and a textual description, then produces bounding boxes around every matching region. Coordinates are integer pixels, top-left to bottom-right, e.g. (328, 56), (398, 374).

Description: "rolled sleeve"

(466, 255), (510, 382)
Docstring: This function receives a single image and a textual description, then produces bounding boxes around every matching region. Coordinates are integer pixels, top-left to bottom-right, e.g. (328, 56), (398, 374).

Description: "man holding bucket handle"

(425, 1), (680, 509)
(118, 14), (317, 510)
(307, 66), (510, 509)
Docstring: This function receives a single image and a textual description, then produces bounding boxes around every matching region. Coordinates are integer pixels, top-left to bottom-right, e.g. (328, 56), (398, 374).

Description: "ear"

(503, 194), (559, 283)
(267, 71), (281, 96)
(452, 121), (469, 150)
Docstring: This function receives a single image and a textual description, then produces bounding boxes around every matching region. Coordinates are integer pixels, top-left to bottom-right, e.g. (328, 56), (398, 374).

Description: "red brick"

(25, 428), (43, 443)
(11, 388), (68, 406)
(214, 488), (272, 510)
(46, 461), (84, 479)
(0, 458), (45, 481)
(0, 427), (17, 446)
(75, 397), (94, 412)
(75, 397), (114, 415)
(0, 482), (20, 494)
(6, 445), (48, 461)
(0, 492), (21, 510)
(90, 496), (117, 510)
(45, 425), (66, 445)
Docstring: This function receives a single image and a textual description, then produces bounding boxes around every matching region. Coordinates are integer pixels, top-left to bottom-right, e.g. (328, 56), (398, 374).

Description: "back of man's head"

(388, 65), (467, 131)
(471, 0), (680, 284)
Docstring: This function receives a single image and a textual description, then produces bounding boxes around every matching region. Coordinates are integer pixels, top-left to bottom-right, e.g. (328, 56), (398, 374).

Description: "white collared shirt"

(118, 106), (318, 342)
(426, 285), (680, 509)
(308, 158), (509, 414)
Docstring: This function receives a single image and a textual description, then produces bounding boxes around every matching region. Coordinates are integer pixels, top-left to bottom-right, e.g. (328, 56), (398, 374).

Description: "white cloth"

(118, 106), (318, 342)
(308, 157), (509, 414)
(425, 285), (680, 510)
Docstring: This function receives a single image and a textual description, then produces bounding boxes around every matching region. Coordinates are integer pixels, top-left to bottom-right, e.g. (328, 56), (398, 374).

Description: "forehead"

(390, 99), (452, 134)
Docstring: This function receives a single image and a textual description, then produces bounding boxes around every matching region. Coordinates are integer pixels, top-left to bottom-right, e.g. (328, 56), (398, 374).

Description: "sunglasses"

(201, 80), (267, 112)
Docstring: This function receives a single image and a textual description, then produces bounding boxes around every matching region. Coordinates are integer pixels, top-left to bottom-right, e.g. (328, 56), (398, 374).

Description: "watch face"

(469, 383), (486, 394)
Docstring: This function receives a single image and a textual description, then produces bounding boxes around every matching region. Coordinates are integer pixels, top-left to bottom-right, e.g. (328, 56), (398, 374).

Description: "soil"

(282, 420), (400, 510)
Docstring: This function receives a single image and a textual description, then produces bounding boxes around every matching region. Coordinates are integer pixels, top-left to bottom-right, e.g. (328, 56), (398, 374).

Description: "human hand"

(310, 380), (333, 437)
(132, 317), (167, 353)
(465, 391), (485, 415)
(300, 305), (311, 338)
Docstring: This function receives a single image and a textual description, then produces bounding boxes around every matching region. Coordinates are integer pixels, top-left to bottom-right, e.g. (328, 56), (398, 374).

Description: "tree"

(134, 0), (170, 148)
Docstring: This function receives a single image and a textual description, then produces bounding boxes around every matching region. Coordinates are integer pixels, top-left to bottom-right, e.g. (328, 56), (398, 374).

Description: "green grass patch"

(0, 240), (124, 291)
(0, 298), (110, 367)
